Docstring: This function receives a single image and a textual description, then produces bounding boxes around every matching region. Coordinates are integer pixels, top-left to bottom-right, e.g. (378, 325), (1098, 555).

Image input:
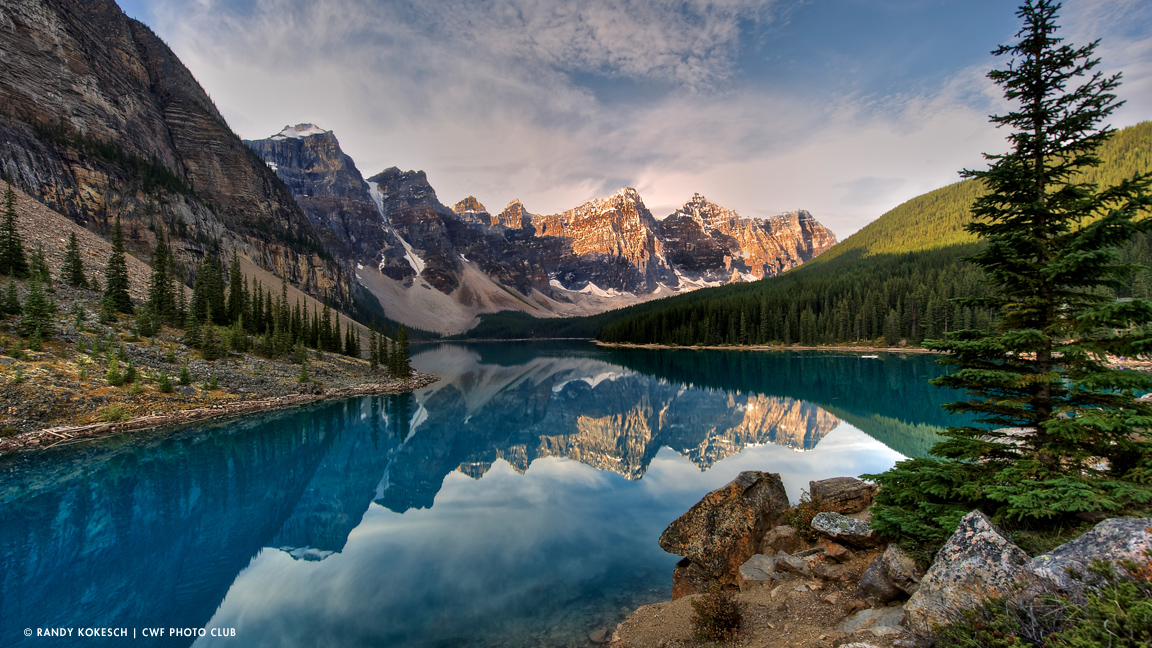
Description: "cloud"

(135, 0), (1150, 239)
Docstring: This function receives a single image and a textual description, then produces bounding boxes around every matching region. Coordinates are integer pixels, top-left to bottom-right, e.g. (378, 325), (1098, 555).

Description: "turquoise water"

(0, 343), (958, 647)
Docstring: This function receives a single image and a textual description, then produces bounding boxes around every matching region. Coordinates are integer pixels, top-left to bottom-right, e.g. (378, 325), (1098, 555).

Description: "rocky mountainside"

(0, 0), (349, 306)
(245, 126), (836, 333)
(660, 194), (836, 283)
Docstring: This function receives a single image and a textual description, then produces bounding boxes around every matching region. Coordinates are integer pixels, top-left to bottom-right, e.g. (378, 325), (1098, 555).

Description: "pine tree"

(380, 327), (389, 369)
(0, 177), (29, 279)
(395, 325), (410, 377)
(368, 325), (379, 371)
(103, 215), (133, 313)
(147, 226), (175, 326)
(30, 244), (50, 283)
(62, 231), (88, 288)
(183, 307), (202, 348)
(20, 278), (55, 337)
(869, 0), (1152, 551)
(1, 280), (21, 316)
(251, 280), (264, 334)
(320, 301), (332, 350)
(226, 249), (245, 324)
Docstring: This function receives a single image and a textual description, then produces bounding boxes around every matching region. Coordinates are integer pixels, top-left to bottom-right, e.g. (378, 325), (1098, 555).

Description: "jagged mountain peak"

(452, 196), (487, 215)
(271, 123), (331, 140)
(496, 199), (532, 229)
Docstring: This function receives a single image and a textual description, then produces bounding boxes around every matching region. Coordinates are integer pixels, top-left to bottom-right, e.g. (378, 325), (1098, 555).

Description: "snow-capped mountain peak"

(270, 123), (330, 140)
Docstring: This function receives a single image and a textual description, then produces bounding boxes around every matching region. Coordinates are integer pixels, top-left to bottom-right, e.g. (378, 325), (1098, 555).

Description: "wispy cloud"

(131, 0), (1151, 237)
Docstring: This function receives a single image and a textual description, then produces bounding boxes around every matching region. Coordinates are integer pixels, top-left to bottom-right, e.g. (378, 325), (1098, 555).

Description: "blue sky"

(119, 0), (1152, 237)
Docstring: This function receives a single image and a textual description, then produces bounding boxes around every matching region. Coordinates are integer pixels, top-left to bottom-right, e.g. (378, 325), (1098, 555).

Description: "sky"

(118, 0), (1152, 238)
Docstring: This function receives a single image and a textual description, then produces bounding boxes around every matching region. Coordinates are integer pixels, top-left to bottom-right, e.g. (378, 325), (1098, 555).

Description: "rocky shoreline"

(605, 471), (1152, 647)
(0, 372), (437, 456)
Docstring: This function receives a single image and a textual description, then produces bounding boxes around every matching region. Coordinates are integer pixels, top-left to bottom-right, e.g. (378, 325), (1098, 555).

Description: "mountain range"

(0, 0), (836, 337)
(244, 124), (836, 334)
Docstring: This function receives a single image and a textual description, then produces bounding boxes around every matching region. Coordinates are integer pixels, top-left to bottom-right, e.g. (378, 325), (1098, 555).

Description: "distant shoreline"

(593, 341), (940, 354)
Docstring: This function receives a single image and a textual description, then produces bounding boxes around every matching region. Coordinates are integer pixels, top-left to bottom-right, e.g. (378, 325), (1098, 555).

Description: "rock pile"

(613, 472), (1152, 648)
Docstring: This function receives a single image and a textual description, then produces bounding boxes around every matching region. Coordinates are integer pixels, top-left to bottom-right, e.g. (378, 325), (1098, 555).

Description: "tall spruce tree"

(146, 226), (175, 325)
(103, 215), (133, 314)
(0, 177), (29, 278)
(62, 231), (88, 288)
(869, 0), (1152, 551)
(226, 249), (245, 324)
(395, 325), (410, 377)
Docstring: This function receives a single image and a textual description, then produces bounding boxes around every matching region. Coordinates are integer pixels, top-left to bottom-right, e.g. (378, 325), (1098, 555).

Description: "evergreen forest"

(596, 121), (1152, 347)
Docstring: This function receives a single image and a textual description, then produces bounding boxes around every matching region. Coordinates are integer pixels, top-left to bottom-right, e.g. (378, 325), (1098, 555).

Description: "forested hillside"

(596, 121), (1152, 346)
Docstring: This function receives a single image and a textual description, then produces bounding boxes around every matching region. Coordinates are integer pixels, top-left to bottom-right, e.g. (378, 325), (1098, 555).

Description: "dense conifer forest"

(596, 121), (1152, 347)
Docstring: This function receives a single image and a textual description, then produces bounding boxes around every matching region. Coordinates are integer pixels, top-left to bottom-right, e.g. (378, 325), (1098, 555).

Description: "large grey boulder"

(738, 554), (777, 589)
(905, 510), (1031, 636)
(810, 476), (879, 514)
(1028, 518), (1152, 595)
(858, 554), (903, 602)
(659, 471), (790, 588)
(839, 606), (906, 636)
(883, 543), (926, 595)
(775, 551), (813, 578)
(811, 511), (882, 548)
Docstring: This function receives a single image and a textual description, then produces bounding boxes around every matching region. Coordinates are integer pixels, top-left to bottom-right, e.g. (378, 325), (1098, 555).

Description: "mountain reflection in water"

(0, 342), (954, 648)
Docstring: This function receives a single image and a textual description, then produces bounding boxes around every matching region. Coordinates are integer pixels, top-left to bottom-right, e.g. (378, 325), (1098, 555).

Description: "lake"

(0, 342), (960, 647)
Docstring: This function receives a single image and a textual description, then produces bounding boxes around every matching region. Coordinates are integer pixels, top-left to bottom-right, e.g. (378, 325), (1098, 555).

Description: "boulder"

(672, 558), (713, 600)
(839, 606), (906, 635)
(823, 539), (854, 563)
(776, 551), (813, 578)
(882, 544), (925, 595)
(810, 477), (879, 514)
(659, 471), (789, 585)
(738, 554), (777, 589)
(858, 555), (903, 602)
(813, 562), (851, 582)
(811, 511), (882, 548)
(760, 525), (806, 555)
(1028, 518), (1152, 595)
(904, 510), (1030, 636)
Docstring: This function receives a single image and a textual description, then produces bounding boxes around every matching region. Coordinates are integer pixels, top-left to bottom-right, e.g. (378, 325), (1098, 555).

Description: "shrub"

(0, 425), (17, 438)
(178, 365), (191, 386)
(13, 366), (25, 384)
(202, 373), (218, 390)
(164, 349), (177, 364)
(98, 404), (130, 422)
(781, 490), (833, 542)
(123, 362), (137, 384)
(158, 372), (174, 393)
(690, 585), (743, 642)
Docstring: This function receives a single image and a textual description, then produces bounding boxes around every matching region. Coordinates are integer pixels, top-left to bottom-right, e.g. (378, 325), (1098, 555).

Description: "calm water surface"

(0, 342), (960, 647)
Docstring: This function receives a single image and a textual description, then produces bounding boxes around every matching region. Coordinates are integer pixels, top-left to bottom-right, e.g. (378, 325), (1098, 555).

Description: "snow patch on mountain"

(271, 123), (330, 140)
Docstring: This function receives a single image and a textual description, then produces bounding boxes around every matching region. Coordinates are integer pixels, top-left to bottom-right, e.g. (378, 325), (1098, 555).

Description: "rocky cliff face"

(659, 194), (837, 283)
(0, 0), (348, 303)
(244, 125), (416, 283)
(531, 188), (676, 293)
